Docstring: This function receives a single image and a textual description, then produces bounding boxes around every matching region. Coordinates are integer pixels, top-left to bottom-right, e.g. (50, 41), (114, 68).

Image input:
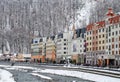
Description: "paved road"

(0, 62), (93, 82)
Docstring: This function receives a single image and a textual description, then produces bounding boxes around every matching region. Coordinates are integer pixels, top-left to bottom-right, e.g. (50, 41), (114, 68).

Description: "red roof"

(86, 24), (94, 31)
(108, 15), (120, 24)
(96, 21), (105, 28)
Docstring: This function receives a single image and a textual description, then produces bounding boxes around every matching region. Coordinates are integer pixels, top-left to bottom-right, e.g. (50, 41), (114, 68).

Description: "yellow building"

(46, 37), (56, 63)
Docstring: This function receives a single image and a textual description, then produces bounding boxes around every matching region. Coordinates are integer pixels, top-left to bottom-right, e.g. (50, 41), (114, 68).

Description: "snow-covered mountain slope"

(69, 0), (97, 30)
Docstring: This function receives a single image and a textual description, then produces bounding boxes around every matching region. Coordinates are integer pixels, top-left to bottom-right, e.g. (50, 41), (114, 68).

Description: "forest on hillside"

(0, 0), (120, 54)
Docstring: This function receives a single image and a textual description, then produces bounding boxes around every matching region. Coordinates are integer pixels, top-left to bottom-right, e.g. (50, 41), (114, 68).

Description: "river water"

(0, 62), (94, 82)
(8, 70), (93, 82)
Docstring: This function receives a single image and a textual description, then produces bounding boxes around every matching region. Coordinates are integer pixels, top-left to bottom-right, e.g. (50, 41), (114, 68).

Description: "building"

(71, 26), (86, 64)
(56, 25), (73, 63)
(86, 24), (94, 65)
(86, 8), (120, 66)
(45, 36), (56, 63)
(31, 37), (46, 63)
(106, 9), (120, 66)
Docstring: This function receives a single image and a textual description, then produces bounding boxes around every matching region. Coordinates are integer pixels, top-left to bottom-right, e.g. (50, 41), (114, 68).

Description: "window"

(102, 29), (104, 32)
(112, 32), (114, 36)
(99, 41), (101, 44)
(64, 39), (66, 41)
(103, 46), (104, 50)
(112, 44), (114, 48)
(109, 45), (111, 50)
(64, 47), (66, 50)
(109, 33), (111, 36)
(96, 42), (98, 44)
(103, 35), (104, 38)
(99, 35), (101, 38)
(99, 47), (101, 50)
(96, 36), (98, 39)
(35, 41), (38, 43)
(112, 38), (114, 42)
(96, 47), (98, 50)
(90, 42), (91, 45)
(109, 26), (111, 32)
(119, 50), (120, 54)
(99, 29), (101, 32)
(106, 28), (108, 32)
(112, 51), (114, 55)
(116, 25), (117, 28)
(90, 31), (91, 34)
(87, 32), (89, 35)
(90, 37), (91, 40)
(87, 48), (88, 51)
(96, 30), (98, 33)
(116, 51), (118, 54)
(109, 39), (111, 42)
(112, 26), (114, 29)
(106, 46), (108, 49)
(64, 52), (66, 54)
(103, 40), (104, 43)
(119, 43), (120, 47)
(106, 40), (108, 43)
(116, 31), (118, 35)
(116, 45), (118, 48)
(64, 43), (66, 45)
(87, 37), (89, 40)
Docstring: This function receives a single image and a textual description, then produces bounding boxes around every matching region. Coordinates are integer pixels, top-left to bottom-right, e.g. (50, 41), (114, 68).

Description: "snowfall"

(0, 65), (120, 82)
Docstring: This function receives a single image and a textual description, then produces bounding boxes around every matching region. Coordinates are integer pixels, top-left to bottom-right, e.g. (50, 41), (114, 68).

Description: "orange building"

(45, 37), (56, 63)
(31, 38), (46, 63)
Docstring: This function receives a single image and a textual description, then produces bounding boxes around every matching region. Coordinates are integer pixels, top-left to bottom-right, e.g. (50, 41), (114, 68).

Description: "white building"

(56, 31), (73, 63)
(70, 27), (86, 64)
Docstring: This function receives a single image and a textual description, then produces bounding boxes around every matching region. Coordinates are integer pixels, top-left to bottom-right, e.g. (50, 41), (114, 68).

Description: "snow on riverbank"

(0, 64), (120, 82)
(0, 69), (16, 82)
(39, 69), (120, 82)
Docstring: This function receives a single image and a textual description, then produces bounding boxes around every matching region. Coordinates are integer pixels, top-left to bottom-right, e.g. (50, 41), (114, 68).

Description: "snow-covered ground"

(0, 69), (16, 82)
(38, 69), (120, 82)
(0, 64), (120, 82)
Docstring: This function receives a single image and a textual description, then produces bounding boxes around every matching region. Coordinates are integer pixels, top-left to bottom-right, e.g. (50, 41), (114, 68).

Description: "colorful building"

(45, 36), (56, 63)
(86, 8), (120, 66)
(31, 37), (46, 63)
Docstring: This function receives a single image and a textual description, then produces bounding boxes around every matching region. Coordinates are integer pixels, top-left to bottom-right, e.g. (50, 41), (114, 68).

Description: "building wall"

(56, 32), (72, 62)
(46, 38), (56, 62)
(86, 24), (93, 65)
(31, 38), (46, 62)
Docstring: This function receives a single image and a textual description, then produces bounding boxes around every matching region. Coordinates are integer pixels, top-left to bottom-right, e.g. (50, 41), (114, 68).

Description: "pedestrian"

(11, 60), (15, 66)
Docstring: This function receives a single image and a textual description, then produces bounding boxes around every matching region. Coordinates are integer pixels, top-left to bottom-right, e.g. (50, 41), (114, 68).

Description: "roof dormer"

(106, 8), (115, 17)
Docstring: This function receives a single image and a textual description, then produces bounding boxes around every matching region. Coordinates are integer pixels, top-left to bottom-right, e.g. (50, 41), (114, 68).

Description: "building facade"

(71, 27), (86, 64)
(86, 8), (120, 66)
(31, 37), (46, 62)
(45, 36), (56, 63)
(56, 31), (72, 63)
